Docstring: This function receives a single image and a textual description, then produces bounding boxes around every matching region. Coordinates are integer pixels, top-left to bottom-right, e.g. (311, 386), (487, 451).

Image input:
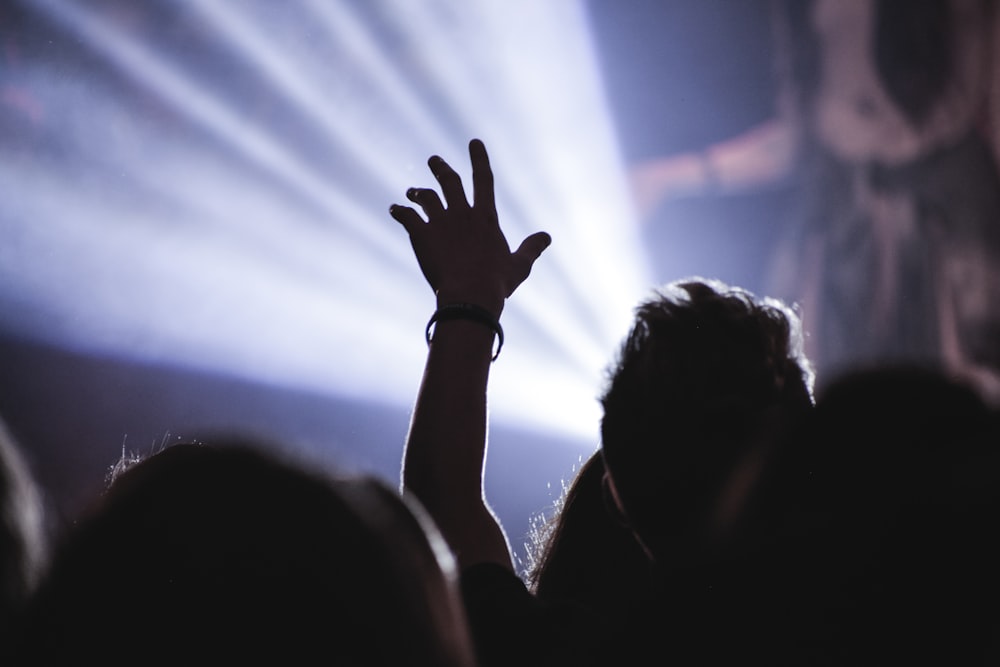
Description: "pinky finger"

(389, 204), (424, 234)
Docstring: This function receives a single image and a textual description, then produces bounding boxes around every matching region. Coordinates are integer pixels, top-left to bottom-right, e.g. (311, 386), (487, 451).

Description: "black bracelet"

(425, 303), (504, 361)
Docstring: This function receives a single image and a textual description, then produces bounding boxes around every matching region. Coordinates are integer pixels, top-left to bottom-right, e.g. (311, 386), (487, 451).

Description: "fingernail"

(428, 156), (442, 172)
(406, 188), (419, 200)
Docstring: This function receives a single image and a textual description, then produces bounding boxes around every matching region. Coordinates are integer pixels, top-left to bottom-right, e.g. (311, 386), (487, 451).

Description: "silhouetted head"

(12, 438), (476, 666)
(599, 277), (815, 569)
(729, 363), (1000, 664)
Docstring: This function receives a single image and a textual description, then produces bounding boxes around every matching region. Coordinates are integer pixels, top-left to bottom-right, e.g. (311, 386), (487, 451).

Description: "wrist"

(426, 302), (505, 361)
(434, 290), (504, 319)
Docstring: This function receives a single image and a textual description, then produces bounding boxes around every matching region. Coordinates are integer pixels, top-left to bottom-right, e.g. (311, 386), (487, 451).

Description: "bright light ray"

(1, 70), (428, 327)
(300, 0), (458, 151)
(0, 158), (429, 404)
(27, 0), (410, 265)
(178, 0), (453, 187)
(373, 1), (648, 357)
(1, 0), (655, 444)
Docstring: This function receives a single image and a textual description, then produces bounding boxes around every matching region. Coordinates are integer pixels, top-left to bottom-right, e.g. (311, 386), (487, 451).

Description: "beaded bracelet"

(425, 303), (504, 361)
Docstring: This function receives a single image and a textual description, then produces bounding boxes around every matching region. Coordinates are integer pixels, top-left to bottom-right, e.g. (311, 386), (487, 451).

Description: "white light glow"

(0, 0), (654, 445)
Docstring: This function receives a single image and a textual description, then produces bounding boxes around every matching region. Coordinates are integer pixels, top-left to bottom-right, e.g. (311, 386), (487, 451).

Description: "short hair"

(599, 277), (815, 566)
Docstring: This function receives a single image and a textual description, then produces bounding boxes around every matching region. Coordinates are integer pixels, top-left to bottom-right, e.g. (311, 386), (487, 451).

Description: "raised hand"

(391, 139), (551, 571)
(390, 138), (551, 316)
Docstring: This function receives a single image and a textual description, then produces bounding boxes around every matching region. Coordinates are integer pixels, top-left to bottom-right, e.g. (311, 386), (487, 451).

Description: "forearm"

(630, 117), (799, 218)
(402, 313), (514, 572)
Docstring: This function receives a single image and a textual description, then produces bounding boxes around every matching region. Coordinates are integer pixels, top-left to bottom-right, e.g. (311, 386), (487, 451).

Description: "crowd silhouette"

(386, 137), (1000, 666)
(5, 437), (477, 665)
(1, 129), (998, 664)
(3, 1), (1000, 664)
(5, 5), (1000, 652)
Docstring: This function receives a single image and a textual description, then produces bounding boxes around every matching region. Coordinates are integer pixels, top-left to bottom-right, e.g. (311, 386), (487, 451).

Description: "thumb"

(508, 231), (552, 294)
(514, 231), (552, 266)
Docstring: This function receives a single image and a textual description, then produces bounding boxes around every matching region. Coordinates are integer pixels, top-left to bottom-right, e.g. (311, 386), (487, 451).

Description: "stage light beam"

(2, 0), (655, 445)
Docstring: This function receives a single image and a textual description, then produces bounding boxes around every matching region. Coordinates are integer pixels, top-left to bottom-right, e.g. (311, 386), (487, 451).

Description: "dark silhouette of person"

(389, 138), (815, 666)
(719, 363), (1000, 664)
(524, 450), (651, 611)
(9, 438), (478, 666)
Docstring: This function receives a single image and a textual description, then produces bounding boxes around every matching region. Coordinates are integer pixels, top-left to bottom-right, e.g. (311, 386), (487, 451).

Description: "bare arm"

(390, 138), (551, 572)
(628, 117), (800, 220)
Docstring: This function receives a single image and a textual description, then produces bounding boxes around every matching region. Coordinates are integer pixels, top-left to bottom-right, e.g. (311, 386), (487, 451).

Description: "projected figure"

(631, 0), (1000, 401)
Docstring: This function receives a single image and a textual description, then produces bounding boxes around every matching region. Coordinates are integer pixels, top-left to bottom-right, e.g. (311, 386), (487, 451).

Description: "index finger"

(469, 139), (496, 221)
